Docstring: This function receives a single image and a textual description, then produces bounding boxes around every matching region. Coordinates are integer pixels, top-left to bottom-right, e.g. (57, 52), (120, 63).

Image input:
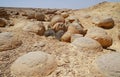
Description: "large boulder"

(68, 22), (86, 35)
(0, 18), (6, 27)
(35, 13), (45, 21)
(23, 21), (45, 36)
(11, 51), (57, 77)
(71, 37), (103, 52)
(50, 15), (65, 27)
(95, 52), (120, 77)
(61, 12), (69, 18)
(92, 17), (114, 29)
(52, 22), (67, 32)
(0, 32), (22, 51)
(85, 27), (112, 48)
(61, 31), (71, 42)
(71, 34), (83, 42)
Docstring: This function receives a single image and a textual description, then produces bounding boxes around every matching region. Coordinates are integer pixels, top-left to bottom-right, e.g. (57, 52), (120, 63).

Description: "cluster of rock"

(0, 8), (119, 77)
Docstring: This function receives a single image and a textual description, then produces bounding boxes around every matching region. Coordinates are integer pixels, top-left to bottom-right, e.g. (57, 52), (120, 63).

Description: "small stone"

(95, 52), (120, 77)
(11, 51), (57, 77)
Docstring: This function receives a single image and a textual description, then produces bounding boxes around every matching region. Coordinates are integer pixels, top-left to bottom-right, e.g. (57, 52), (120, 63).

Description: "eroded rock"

(0, 32), (22, 51)
(11, 51), (57, 77)
(95, 52), (120, 77)
(71, 37), (103, 52)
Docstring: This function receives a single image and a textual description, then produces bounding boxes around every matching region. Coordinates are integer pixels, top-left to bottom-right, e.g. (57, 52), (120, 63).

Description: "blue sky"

(0, 0), (119, 9)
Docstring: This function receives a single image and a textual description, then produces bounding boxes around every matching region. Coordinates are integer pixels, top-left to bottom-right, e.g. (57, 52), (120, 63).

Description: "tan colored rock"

(0, 18), (6, 27)
(95, 52), (120, 77)
(85, 27), (112, 48)
(71, 34), (83, 42)
(118, 30), (120, 40)
(92, 17), (114, 29)
(23, 21), (45, 36)
(61, 31), (73, 42)
(68, 22), (86, 35)
(71, 37), (103, 52)
(27, 11), (35, 19)
(11, 51), (57, 77)
(35, 13), (45, 21)
(61, 22), (86, 42)
(61, 12), (69, 18)
(66, 16), (78, 23)
(50, 15), (65, 27)
(52, 22), (67, 32)
(0, 32), (22, 51)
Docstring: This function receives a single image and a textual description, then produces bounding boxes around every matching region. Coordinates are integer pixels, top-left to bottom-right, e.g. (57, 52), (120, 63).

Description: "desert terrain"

(0, 1), (120, 77)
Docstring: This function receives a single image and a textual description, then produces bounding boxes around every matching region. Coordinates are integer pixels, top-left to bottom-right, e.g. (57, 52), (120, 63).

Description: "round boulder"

(11, 51), (57, 77)
(23, 21), (45, 36)
(61, 12), (69, 18)
(71, 34), (83, 42)
(61, 31), (73, 42)
(0, 18), (6, 27)
(52, 22), (67, 32)
(0, 32), (22, 51)
(85, 27), (112, 48)
(71, 37), (103, 52)
(92, 17), (114, 29)
(95, 52), (120, 77)
(35, 13), (45, 21)
(50, 15), (65, 27)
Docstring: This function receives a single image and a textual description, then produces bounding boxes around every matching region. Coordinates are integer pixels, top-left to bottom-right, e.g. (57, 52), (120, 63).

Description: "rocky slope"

(0, 1), (120, 77)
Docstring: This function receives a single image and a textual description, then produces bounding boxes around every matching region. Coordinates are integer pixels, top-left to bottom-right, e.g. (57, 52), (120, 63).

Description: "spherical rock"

(44, 29), (55, 37)
(95, 52), (120, 77)
(68, 22), (86, 35)
(27, 11), (35, 19)
(61, 31), (73, 42)
(55, 30), (65, 40)
(23, 21), (45, 36)
(85, 27), (112, 48)
(52, 22), (67, 32)
(50, 15), (65, 27)
(66, 16), (78, 23)
(0, 32), (22, 51)
(71, 34), (83, 42)
(118, 31), (120, 40)
(71, 37), (103, 52)
(0, 18), (6, 27)
(61, 12), (69, 18)
(92, 17), (114, 29)
(11, 51), (57, 77)
(35, 13), (45, 21)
